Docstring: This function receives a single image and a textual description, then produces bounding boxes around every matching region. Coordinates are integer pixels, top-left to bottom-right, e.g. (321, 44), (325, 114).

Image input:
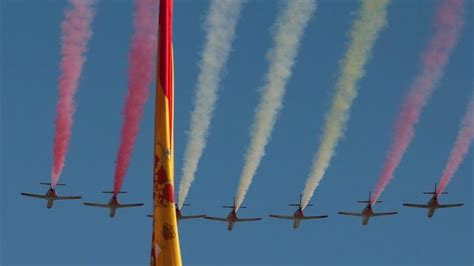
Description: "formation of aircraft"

(83, 191), (144, 218)
(21, 183), (81, 209)
(204, 198), (262, 231)
(21, 183), (464, 228)
(403, 183), (464, 218)
(269, 195), (328, 229)
(338, 192), (398, 226)
(147, 203), (206, 222)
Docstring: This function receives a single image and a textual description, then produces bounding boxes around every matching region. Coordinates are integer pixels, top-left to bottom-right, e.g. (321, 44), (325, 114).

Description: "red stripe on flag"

(158, 0), (174, 144)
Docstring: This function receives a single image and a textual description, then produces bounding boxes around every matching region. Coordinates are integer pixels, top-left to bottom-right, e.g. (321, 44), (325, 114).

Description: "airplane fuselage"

(226, 211), (238, 231)
(426, 196), (439, 218)
(292, 208), (304, 229)
(176, 208), (183, 222)
(361, 205), (374, 226)
(108, 197), (120, 217)
(45, 188), (58, 209)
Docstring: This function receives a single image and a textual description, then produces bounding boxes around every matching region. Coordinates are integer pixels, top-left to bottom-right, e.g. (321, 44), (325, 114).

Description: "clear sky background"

(1, 0), (472, 265)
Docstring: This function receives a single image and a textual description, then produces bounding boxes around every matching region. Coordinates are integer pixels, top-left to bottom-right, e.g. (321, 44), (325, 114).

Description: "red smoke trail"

(436, 95), (474, 196)
(113, 0), (158, 195)
(51, 0), (95, 187)
(371, 0), (465, 204)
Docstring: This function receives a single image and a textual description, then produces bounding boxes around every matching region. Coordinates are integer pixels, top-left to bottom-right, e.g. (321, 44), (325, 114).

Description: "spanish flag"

(151, 0), (182, 265)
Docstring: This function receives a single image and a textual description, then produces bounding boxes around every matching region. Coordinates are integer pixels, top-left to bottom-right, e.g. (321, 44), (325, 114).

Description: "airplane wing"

(21, 192), (46, 199)
(117, 203), (144, 208)
(373, 211), (398, 216)
(56, 196), (82, 200)
(204, 216), (228, 222)
(180, 215), (206, 220)
(338, 211), (363, 217)
(403, 203), (428, 208)
(236, 217), (262, 222)
(269, 214), (294, 220)
(302, 215), (328, 220)
(438, 203), (463, 208)
(83, 202), (110, 208)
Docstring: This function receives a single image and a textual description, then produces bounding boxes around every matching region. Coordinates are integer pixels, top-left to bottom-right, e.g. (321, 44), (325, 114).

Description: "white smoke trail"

(301, 0), (390, 208)
(178, 0), (244, 209)
(235, 0), (316, 210)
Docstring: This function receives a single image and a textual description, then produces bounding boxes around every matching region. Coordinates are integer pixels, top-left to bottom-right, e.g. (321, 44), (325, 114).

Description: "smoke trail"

(301, 0), (390, 209)
(177, 0), (244, 209)
(371, 0), (465, 204)
(113, 0), (159, 195)
(436, 94), (474, 195)
(51, 0), (95, 187)
(235, 0), (316, 210)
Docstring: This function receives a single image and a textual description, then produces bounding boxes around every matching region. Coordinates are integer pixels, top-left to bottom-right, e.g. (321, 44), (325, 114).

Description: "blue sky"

(1, 0), (472, 265)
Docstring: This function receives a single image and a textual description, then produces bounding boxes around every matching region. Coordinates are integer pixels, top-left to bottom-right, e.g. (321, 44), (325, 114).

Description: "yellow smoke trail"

(301, 0), (390, 208)
(235, 0), (316, 210)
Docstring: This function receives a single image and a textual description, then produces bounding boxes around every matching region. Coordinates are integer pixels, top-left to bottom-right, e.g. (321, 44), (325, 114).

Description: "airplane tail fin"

(290, 194), (312, 207)
(365, 191), (382, 204)
(175, 203), (190, 210)
(224, 197), (244, 209)
(41, 182), (65, 186)
(425, 182), (448, 195)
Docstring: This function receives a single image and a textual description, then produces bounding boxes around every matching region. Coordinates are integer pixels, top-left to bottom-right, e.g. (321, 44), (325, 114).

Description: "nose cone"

(110, 208), (116, 218)
(428, 209), (435, 218)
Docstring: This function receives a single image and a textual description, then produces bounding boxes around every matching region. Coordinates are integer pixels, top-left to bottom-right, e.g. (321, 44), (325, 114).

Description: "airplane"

(403, 182), (463, 218)
(83, 191), (144, 218)
(21, 183), (81, 209)
(269, 194), (328, 229)
(338, 192), (398, 226)
(147, 203), (206, 222)
(204, 198), (262, 231)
